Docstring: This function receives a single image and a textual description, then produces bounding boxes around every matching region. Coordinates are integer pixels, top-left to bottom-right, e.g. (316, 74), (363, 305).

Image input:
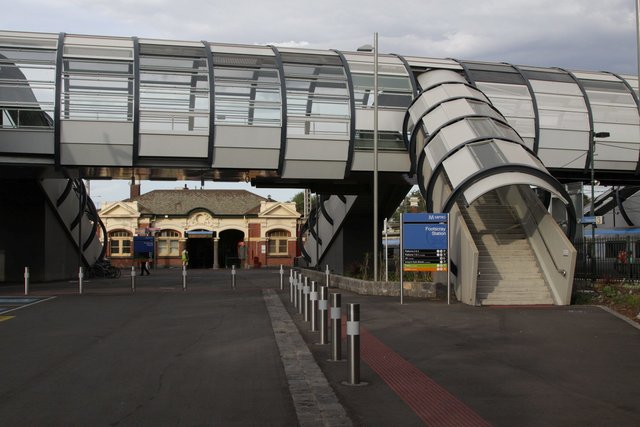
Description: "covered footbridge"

(1, 30), (639, 305)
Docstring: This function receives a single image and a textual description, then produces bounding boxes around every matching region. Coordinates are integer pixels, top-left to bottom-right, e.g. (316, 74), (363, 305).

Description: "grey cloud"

(4, 0), (639, 74)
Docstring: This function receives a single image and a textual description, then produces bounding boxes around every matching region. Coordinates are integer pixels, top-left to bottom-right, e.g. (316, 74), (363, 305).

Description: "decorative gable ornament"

(188, 211), (214, 227)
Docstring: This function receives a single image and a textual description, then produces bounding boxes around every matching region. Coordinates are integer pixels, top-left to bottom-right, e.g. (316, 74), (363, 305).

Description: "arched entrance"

(186, 229), (215, 269)
(219, 229), (244, 268)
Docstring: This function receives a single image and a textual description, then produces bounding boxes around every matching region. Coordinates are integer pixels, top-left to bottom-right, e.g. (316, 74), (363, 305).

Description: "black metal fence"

(574, 235), (640, 291)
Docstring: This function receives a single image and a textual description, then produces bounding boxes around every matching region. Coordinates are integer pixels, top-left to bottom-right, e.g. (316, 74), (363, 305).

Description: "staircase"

(460, 192), (554, 305)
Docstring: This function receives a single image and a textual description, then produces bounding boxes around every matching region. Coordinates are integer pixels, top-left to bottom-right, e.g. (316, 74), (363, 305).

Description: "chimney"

(409, 196), (419, 213)
(130, 183), (141, 198)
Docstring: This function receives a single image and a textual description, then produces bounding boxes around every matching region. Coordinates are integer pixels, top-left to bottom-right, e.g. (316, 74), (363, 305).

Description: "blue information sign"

(133, 236), (154, 257)
(403, 212), (448, 223)
(402, 213), (449, 272)
(403, 223), (448, 250)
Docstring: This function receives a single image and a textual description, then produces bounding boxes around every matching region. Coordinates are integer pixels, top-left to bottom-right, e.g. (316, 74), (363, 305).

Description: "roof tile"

(125, 189), (267, 216)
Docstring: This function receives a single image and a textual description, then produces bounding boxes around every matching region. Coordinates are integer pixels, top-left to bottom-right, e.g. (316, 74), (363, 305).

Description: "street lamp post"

(373, 32), (379, 282)
(358, 34), (379, 282)
(636, 0), (640, 89)
(590, 131), (610, 282)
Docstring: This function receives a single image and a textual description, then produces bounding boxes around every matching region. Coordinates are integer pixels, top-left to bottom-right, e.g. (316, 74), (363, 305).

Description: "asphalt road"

(0, 270), (296, 426)
(1, 268), (640, 426)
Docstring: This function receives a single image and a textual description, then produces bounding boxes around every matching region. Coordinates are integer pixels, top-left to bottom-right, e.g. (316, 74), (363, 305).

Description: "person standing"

(181, 248), (189, 268)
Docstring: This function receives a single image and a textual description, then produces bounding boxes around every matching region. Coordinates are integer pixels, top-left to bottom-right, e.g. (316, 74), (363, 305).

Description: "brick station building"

(99, 186), (300, 269)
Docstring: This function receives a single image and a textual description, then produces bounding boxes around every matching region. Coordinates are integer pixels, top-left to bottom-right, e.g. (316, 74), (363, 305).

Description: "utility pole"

(373, 32), (379, 282)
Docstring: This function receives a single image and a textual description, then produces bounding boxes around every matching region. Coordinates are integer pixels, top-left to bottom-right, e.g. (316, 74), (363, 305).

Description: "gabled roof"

(99, 201), (140, 217)
(125, 189), (268, 216)
(259, 202), (300, 218)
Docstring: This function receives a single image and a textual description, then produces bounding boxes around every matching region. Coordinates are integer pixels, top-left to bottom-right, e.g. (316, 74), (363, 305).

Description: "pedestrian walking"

(140, 256), (150, 276)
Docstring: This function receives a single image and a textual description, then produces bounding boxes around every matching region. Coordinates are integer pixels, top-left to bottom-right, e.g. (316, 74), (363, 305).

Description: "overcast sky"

(3, 0), (639, 203)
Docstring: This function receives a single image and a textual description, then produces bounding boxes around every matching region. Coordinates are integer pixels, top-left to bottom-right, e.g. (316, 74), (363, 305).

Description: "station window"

(468, 140), (508, 169)
(267, 230), (289, 255)
(213, 53), (282, 127)
(61, 58), (133, 121)
(0, 39), (57, 128)
(280, 53), (350, 137)
(346, 53), (413, 150)
(139, 44), (210, 133)
(157, 230), (181, 256)
(109, 230), (132, 257)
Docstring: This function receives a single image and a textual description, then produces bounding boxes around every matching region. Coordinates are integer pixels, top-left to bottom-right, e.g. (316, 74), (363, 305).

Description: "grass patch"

(577, 281), (640, 322)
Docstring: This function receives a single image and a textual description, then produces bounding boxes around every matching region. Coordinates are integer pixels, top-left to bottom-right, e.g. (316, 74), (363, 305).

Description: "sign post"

(400, 213), (450, 305)
(133, 236), (155, 273)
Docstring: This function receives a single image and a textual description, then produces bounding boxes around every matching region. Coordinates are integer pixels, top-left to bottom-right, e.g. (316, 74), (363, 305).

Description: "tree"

(291, 191), (305, 214)
(391, 189), (426, 221)
(290, 191), (317, 215)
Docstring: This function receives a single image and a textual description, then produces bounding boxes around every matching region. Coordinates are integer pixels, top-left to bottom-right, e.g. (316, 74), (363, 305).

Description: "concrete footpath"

(1, 268), (639, 426)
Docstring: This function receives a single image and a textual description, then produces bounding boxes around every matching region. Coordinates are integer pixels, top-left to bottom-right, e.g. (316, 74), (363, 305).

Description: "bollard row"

(284, 269), (362, 385)
(287, 270), (341, 360)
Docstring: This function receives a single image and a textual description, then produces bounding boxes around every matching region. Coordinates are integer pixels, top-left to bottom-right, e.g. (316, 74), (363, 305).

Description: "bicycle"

(88, 259), (121, 279)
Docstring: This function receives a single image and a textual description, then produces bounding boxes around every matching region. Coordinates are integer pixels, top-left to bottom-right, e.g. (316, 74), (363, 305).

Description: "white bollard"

(291, 271), (297, 304)
(131, 266), (136, 293)
(319, 286), (329, 344)
(289, 270), (295, 303)
(346, 303), (362, 385)
(24, 267), (30, 296)
(325, 264), (330, 288)
(297, 275), (304, 313)
(79, 266), (84, 295)
(310, 281), (319, 331)
(331, 293), (342, 361)
(231, 265), (237, 289)
(303, 278), (311, 322)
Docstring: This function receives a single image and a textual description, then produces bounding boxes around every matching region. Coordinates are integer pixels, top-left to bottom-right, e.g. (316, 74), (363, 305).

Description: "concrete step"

(464, 210), (516, 218)
(467, 225), (523, 231)
(478, 296), (554, 305)
(477, 285), (552, 294)
(479, 255), (537, 262)
(471, 234), (528, 241)
(474, 237), (530, 245)
(471, 235), (525, 241)
(478, 264), (541, 273)
(463, 209), (515, 215)
(477, 251), (536, 258)
(478, 267), (540, 274)
(477, 281), (549, 290)
(478, 255), (537, 262)
(463, 209), (516, 216)
(467, 222), (523, 228)
(475, 242), (531, 249)
(477, 280), (548, 289)
(463, 216), (518, 224)
(478, 293), (552, 303)
(477, 272), (544, 280)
